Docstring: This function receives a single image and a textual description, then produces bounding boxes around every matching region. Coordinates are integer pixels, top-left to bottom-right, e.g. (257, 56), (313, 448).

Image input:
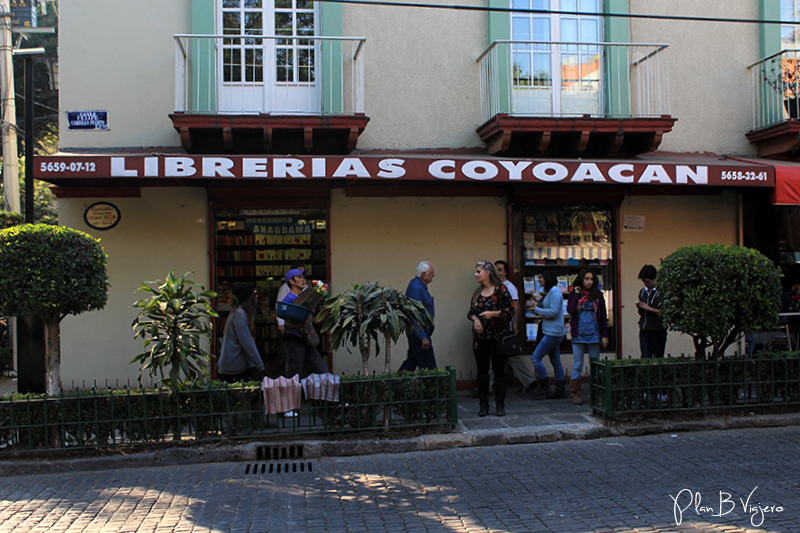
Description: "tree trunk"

(359, 336), (370, 375)
(384, 336), (391, 374)
(43, 318), (61, 396)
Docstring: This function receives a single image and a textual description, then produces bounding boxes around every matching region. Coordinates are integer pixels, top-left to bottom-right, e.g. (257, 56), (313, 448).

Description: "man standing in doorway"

(495, 260), (538, 392)
(399, 261), (437, 371)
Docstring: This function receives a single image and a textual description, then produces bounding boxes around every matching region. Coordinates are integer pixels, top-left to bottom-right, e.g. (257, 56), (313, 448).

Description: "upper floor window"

(782, 0), (800, 49)
(511, 0), (603, 115)
(219, 0), (318, 112)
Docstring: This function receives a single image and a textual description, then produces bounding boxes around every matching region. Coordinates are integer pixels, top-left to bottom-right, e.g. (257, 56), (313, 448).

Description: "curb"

(2, 412), (800, 476)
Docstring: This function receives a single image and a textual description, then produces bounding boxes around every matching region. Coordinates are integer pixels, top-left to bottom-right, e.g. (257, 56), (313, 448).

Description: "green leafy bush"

(659, 244), (781, 360)
(131, 271), (217, 391)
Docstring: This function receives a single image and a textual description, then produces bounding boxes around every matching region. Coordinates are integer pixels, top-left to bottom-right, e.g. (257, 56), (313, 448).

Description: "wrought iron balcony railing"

(478, 41), (670, 125)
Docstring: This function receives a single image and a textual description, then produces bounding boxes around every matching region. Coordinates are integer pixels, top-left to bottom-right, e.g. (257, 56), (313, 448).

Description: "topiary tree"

(0, 224), (108, 394)
(658, 244), (781, 360)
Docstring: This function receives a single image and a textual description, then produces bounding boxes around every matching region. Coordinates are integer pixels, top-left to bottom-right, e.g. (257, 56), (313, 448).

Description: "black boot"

(494, 376), (506, 417)
(477, 374), (490, 417)
(547, 380), (566, 399)
(530, 378), (550, 400)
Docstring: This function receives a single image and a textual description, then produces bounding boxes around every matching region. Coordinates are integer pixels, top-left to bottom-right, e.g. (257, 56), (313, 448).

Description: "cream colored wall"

(344, 1), (487, 150)
(328, 190), (506, 377)
(618, 191), (740, 359)
(59, 1), (190, 150)
(629, 1), (760, 155)
(57, 188), (210, 389)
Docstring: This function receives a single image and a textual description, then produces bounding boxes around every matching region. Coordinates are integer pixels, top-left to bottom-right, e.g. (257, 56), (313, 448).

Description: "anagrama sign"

(35, 155), (775, 187)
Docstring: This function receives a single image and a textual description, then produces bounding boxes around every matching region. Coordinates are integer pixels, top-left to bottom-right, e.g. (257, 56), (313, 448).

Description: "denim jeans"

(571, 342), (600, 380)
(531, 334), (565, 381)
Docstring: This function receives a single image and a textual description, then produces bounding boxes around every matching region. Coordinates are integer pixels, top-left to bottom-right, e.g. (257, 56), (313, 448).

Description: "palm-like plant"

(131, 271), (218, 391)
(318, 282), (430, 374)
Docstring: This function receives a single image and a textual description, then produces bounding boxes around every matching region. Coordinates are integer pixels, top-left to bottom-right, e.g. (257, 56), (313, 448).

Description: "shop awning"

(772, 162), (800, 205)
(35, 152), (775, 187)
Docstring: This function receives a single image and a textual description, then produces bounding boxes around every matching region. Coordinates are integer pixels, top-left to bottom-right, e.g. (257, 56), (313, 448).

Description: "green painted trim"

(191, 0), (215, 112)
(320, 1), (344, 114)
(604, 0), (629, 116)
(488, 0), (511, 116)
(760, 0), (780, 58)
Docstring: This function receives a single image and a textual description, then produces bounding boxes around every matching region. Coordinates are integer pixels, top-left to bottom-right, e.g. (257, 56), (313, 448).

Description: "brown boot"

(570, 380), (583, 405)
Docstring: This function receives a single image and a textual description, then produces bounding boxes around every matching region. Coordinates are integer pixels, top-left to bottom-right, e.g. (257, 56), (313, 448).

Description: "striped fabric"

(301, 372), (341, 402)
(261, 375), (303, 415)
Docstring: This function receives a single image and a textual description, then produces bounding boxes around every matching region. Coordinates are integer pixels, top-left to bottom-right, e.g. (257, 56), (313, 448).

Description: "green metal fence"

(591, 353), (800, 418)
(0, 368), (457, 452)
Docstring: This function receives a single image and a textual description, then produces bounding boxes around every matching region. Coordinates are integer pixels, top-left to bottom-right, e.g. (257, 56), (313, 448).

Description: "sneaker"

(282, 410), (297, 418)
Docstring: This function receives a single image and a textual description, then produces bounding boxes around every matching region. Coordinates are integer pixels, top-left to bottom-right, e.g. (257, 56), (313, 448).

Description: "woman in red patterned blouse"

(467, 261), (514, 417)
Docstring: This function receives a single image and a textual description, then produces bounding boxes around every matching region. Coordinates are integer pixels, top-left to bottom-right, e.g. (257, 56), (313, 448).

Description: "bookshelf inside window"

(511, 206), (616, 351)
(213, 208), (328, 375)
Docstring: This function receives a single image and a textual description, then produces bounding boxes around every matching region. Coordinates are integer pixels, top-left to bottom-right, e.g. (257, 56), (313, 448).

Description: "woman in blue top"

(528, 269), (566, 400)
(566, 269), (609, 405)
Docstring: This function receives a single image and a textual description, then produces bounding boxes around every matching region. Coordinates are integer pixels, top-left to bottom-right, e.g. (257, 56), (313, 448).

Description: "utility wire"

(318, 0), (799, 26)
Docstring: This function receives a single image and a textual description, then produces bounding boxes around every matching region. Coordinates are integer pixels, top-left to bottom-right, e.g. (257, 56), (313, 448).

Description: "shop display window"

(213, 208), (328, 374)
(511, 205), (616, 351)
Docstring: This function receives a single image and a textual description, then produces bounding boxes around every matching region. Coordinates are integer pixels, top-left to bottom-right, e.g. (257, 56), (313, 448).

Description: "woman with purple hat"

(217, 283), (266, 383)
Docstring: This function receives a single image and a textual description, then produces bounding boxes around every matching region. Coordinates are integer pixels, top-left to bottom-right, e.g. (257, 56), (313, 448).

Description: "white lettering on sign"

(243, 158), (269, 177)
(429, 160), (456, 180)
(533, 162), (569, 182)
(676, 165), (708, 184)
(609, 164), (635, 183)
(499, 161), (532, 180)
(333, 158), (370, 178)
(377, 159), (405, 178)
(312, 158), (326, 178)
(111, 157), (136, 177)
(639, 164), (672, 184)
(571, 163), (606, 182)
(203, 158), (235, 178)
(273, 158), (304, 178)
(463, 160), (498, 181)
(54, 156), (734, 186)
(165, 158), (197, 177)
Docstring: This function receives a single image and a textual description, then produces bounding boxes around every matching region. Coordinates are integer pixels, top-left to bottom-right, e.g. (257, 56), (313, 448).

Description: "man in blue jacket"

(399, 261), (437, 370)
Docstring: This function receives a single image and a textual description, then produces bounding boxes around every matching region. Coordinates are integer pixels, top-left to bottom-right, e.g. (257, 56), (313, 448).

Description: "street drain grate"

(245, 461), (314, 474)
(245, 444), (313, 474)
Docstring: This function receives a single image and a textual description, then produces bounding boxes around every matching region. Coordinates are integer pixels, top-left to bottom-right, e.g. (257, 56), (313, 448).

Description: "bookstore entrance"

(213, 208), (329, 376)
(510, 202), (618, 354)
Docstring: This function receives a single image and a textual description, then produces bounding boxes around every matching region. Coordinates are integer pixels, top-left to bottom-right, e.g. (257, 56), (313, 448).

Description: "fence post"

(447, 366), (458, 425)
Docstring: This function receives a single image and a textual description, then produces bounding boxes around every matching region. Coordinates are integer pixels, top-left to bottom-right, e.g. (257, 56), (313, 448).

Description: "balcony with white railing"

(171, 34), (368, 154)
(747, 50), (800, 157)
(477, 41), (675, 156)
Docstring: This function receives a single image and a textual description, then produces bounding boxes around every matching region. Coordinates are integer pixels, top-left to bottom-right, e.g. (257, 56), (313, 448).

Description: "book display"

(214, 209), (328, 372)
(512, 206), (616, 350)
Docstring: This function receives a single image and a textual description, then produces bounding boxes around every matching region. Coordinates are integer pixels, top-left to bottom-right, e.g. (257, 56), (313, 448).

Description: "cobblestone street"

(2, 426), (799, 532)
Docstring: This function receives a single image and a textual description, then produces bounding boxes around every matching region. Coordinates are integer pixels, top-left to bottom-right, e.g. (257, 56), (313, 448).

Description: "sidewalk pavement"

(3, 379), (800, 476)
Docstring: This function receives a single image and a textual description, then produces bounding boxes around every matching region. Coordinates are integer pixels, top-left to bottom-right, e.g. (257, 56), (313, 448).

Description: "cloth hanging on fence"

(301, 372), (341, 402)
(261, 375), (302, 415)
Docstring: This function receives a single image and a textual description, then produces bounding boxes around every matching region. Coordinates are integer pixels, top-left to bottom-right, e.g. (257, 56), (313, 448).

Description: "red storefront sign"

(35, 155), (775, 187)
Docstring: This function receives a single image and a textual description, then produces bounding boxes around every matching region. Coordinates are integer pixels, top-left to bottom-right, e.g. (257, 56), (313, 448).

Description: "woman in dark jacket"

(467, 261), (514, 417)
(566, 269), (608, 405)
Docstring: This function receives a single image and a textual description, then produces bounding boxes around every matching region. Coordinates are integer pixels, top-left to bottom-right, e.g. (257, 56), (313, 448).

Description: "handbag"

(301, 323), (320, 347)
(498, 325), (522, 358)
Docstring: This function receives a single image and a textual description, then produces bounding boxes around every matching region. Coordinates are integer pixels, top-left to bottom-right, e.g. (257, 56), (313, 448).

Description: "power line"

(318, 0), (798, 26)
